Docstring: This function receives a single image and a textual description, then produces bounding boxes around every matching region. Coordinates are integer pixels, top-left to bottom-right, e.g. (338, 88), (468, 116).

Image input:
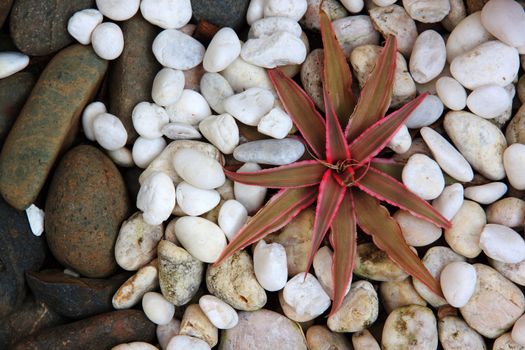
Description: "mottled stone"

(45, 145), (129, 278)
(11, 310), (156, 350)
(109, 14), (160, 144)
(506, 104), (525, 145)
(0, 72), (34, 145)
(0, 45), (108, 210)
(191, 0), (251, 30)
(9, 0), (94, 56)
(300, 49), (324, 112)
(26, 270), (128, 319)
(306, 325), (352, 350)
(180, 304), (218, 347)
(355, 243), (408, 282)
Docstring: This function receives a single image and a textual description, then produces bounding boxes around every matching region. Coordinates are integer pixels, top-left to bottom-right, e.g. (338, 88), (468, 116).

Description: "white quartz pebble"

(373, 0), (397, 5)
(176, 182), (220, 216)
(241, 32), (307, 69)
(387, 125), (411, 154)
(283, 273), (331, 320)
(152, 29), (205, 70)
(96, 0), (140, 21)
(224, 88), (275, 126)
(166, 90), (211, 125)
(435, 77), (467, 111)
(203, 28), (241, 73)
(142, 292), (175, 325)
(161, 122), (201, 140)
(257, 107), (293, 139)
(249, 17), (302, 39)
(81, 101), (106, 141)
(233, 162), (267, 213)
(172, 148), (225, 190)
(421, 127), (473, 182)
(512, 314), (525, 346)
(405, 95), (444, 129)
(480, 224), (525, 264)
(137, 171), (176, 226)
(140, 0), (192, 29)
(394, 211), (442, 247)
(0, 52), (29, 79)
(199, 114), (239, 154)
(253, 240), (288, 292)
(504, 144), (525, 190)
(132, 102), (169, 139)
(220, 57), (273, 92)
(25, 204), (44, 237)
(108, 147), (134, 167)
(432, 183), (464, 220)
(403, 0), (450, 23)
(402, 154), (445, 200)
(93, 113), (128, 151)
(174, 216), (227, 263)
(341, 0), (364, 13)
(467, 84), (511, 119)
(464, 182), (507, 205)
(313, 246), (349, 299)
(440, 261), (476, 308)
(156, 318), (180, 350)
(247, 0), (265, 25)
(481, 0), (525, 48)
(409, 30), (446, 84)
(200, 73), (234, 114)
(446, 12), (494, 63)
(218, 199), (248, 241)
(112, 342), (158, 350)
(132, 137), (166, 169)
(67, 9), (103, 45)
(167, 336), (210, 350)
(199, 295), (239, 330)
(152, 68), (185, 107)
(91, 22), (124, 60)
(263, 0), (307, 21)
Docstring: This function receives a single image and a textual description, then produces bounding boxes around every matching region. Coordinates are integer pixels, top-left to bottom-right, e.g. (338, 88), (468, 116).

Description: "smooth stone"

(440, 261), (477, 308)
(494, 332), (525, 350)
(263, 0), (307, 20)
(402, 153), (444, 200)
(446, 11), (494, 63)
(203, 28), (241, 73)
(388, 125), (411, 154)
(175, 216), (226, 263)
(113, 342), (159, 350)
(250, 16), (301, 38)
(409, 30), (446, 83)
(167, 335), (210, 350)
(504, 144), (525, 190)
(158, 240), (204, 306)
(460, 264), (525, 338)
(432, 183), (464, 221)
(283, 273), (331, 321)
(26, 270), (127, 319)
(354, 243), (409, 282)
(156, 318), (180, 350)
(199, 295), (238, 330)
(450, 41), (519, 90)
(233, 138), (304, 165)
(0, 52), (29, 79)
(300, 49), (324, 111)
(137, 171), (176, 226)
(206, 250), (267, 311)
(0, 72), (34, 144)
(445, 200), (485, 258)
(369, 5), (418, 57)
(139, 0), (191, 29)
(506, 104), (525, 145)
(152, 29), (205, 70)
(514, 315), (525, 347)
(464, 182), (507, 204)
(481, 0), (525, 48)
(257, 107), (293, 140)
(132, 102), (169, 139)
(179, 304), (218, 347)
(382, 305), (438, 350)
(82, 101), (106, 141)
(233, 162), (267, 213)
(224, 87), (274, 126)
(162, 122), (201, 140)
(9, 0), (94, 56)
(91, 22), (124, 60)
(132, 137), (166, 169)
(467, 84), (511, 119)
(11, 310), (156, 350)
(379, 279), (427, 313)
(327, 281), (379, 333)
(403, 0), (450, 22)
(313, 246), (337, 298)
(152, 68), (185, 107)
(253, 240), (287, 292)
(191, 0), (250, 30)
(436, 76), (467, 111)
(487, 197), (525, 228)
(200, 73), (234, 114)
(241, 31), (306, 69)
(0, 45), (107, 210)
(444, 111), (507, 180)
(405, 94), (444, 129)
(218, 199), (248, 241)
(176, 182), (220, 217)
(219, 309), (307, 350)
(480, 224), (525, 263)
(45, 145), (129, 278)
(173, 148), (225, 190)
(166, 89), (211, 125)
(115, 212), (163, 271)
(96, 0), (140, 21)
(352, 330), (381, 350)
(142, 292), (175, 326)
(113, 262), (159, 309)
(220, 57), (273, 92)
(490, 258), (525, 287)
(199, 114), (239, 154)
(333, 15), (379, 57)
(306, 325), (352, 350)
(93, 113), (128, 151)
(438, 316), (486, 350)
(393, 210), (442, 247)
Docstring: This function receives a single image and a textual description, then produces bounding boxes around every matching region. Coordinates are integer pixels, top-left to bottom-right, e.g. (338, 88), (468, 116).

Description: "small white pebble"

(246, 0), (265, 25)
(63, 268), (80, 277)
(161, 122), (201, 140)
(263, 0), (307, 21)
(257, 107), (293, 139)
(431, 183), (464, 220)
(107, 147), (134, 167)
(166, 89), (211, 125)
(176, 181), (220, 216)
(132, 102), (169, 139)
(152, 29), (205, 70)
(92, 113), (128, 151)
(112, 342), (159, 350)
(96, 0), (140, 21)
(199, 114), (239, 154)
(142, 292), (175, 325)
(341, 0), (364, 13)
(157, 318), (181, 350)
(436, 77), (466, 111)
(199, 295), (239, 329)
(203, 27), (241, 73)
(81, 101), (106, 141)
(0, 52), (29, 79)
(152, 68), (185, 107)
(387, 125), (412, 154)
(174, 216), (227, 263)
(253, 240), (288, 292)
(467, 84), (511, 119)
(137, 171), (176, 225)
(140, 0), (192, 29)
(172, 148), (225, 190)
(91, 22), (124, 60)
(224, 87), (275, 126)
(464, 182), (507, 205)
(394, 210), (442, 247)
(440, 261), (476, 308)
(233, 162), (267, 213)
(25, 204), (44, 236)
(67, 9), (103, 45)
(166, 335), (210, 350)
(402, 154), (445, 200)
(132, 137), (166, 168)
(480, 224), (525, 264)
(512, 313), (525, 346)
(503, 144), (525, 190)
(283, 273), (331, 320)
(218, 199), (248, 240)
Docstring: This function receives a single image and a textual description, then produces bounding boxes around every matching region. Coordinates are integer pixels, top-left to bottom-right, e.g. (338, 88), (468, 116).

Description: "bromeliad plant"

(215, 11), (452, 315)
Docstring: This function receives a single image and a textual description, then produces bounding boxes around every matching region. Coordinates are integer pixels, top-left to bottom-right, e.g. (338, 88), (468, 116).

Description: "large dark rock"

(26, 270), (129, 319)
(9, 0), (95, 56)
(191, 0), (251, 31)
(0, 197), (46, 319)
(0, 0), (13, 28)
(45, 145), (130, 278)
(11, 310), (156, 350)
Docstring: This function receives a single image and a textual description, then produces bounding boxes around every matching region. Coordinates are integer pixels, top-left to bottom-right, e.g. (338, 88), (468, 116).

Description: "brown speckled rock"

(306, 325), (352, 350)
(0, 0), (13, 28)
(0, 45), (108, 210)
(45, 145), (129, 278)
(300, 49), (325, 112)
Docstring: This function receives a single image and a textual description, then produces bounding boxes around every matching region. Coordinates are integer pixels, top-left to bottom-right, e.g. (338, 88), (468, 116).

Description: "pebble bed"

(2, 0), (525, 349)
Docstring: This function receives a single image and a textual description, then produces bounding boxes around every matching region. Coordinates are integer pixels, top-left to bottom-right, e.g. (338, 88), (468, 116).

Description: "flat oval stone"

(504, 144), (525, 190)
(481, 0), (525, 48)
(479, 224), (525, 264)
(175, 216), (226, 263)
(382, 305), (438, 350)
(467, 84), (511, 119)
(402, 153), (444, 200)
(487, 197), (525, 228)
(432, 183), (464, 221)
(233, 138), (305, 165)
(464, 182), (507, 205)
(405, 94), (443, 129)
(445, 200), (485, 258)
(440, 262), (477, 308)
(152, 29), (205, 70)
(332, 15), (379, 57)
(446, 12), (494, 63)
(409, 30), (446, 83)
(45, 145), (129, 278)
(0, 45), (107, 210)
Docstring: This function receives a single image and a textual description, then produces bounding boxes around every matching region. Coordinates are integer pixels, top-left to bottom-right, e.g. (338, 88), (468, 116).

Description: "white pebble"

(220, 57), (273, 92)
(81, 101), (106, 141)
(142, 292), (175, 325)
(341, 0), (364, 13)
(409, 30), (446, 84)
(140, 0), (192, 29)
(156, 318), (180, 350)
(241, 32), (306, 69)
(172, 148), (225, 190)
(313, 246), (351, 298)
(233, 162), (267, 213)
(283, 273), (331, 320)
(224, 88), (275, 126)
(67, 9), (103, 45)
(218, 199), (248, 241)
(25, 204), (44, 237)
(247, 0), (265, 25)
(464, 182), (507, 205)
(166, 90), (211, 125)
(200, 73), (234, 114)
(91, 22), (124, 60)
(440, 261), (477, 308)
(446, 12), (494, 63)
(176, 181), (220, 216)
(249, 17), (302, 39)
(481, 0), (525, 48)
(108, 147), (134, 167)
(199, 295), (238, 330)
(394, 211), (442, 247)
(132, 102), (169, 139)
(166, 336), (210, 350)
(405, 94), (444, 129)
(435, 77), (466, 111)
(373, 0), (397, 5)
(92, 113), (128, 151)
(132, 137), (166, 169)
(96, 0), (139, 21)
(480, 224), (525, 264)
(467, 84), (511, 119)
(263, 0), (307, 21)
(161, 122), (201, 140)
(432, 183), (464, 220)
(253, 240), (288, 292)
(512, 314), (525, 346)
(402, 154), (445, 200)
(175, 216), (227, 263)
(112, 342), (158, 350)
(152, 29), (205, 70)
(0, 52), (29, 79)
(137, 171), (176, 226)
(387, 125), (411, 154)
(504, 144), (525, 190)
(199, 114), (239, 154)
(257, 107), (293, 139)
(152, 68), (185, 107)
(203, 28), (241, 73)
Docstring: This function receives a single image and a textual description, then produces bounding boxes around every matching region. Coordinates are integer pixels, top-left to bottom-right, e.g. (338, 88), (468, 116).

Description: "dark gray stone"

(191, 0), (251, 30)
